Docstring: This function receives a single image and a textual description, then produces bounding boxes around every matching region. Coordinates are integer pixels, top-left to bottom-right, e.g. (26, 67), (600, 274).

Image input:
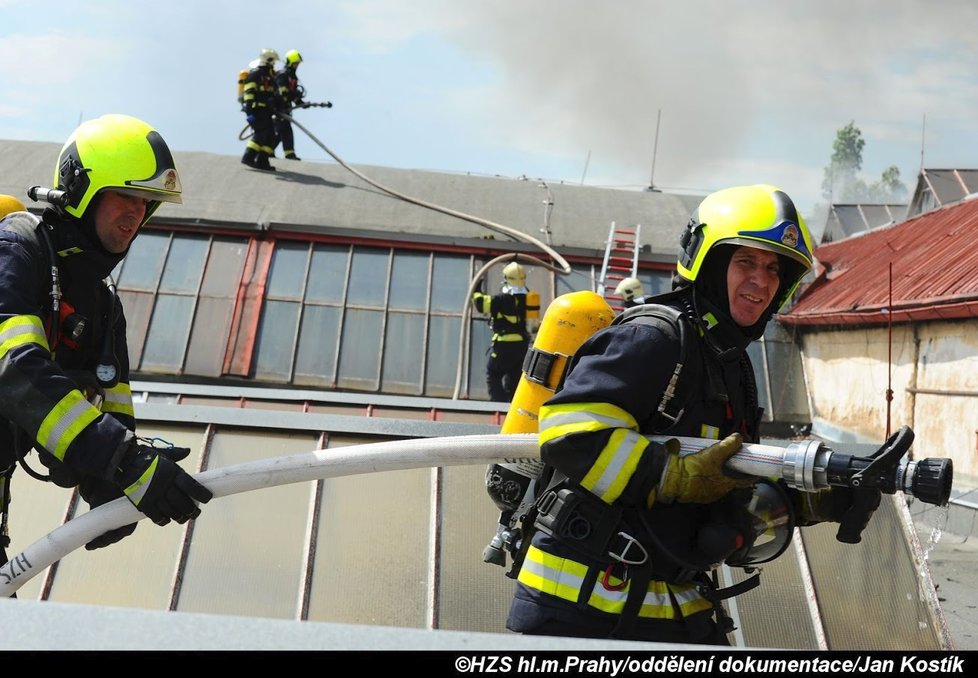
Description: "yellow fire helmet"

(285, 49), (303, 68)
(0, 194), (27, 220)
(502, 261), (526, 287)
(676, 184), (814, 311)
(54, 114), (182, 226)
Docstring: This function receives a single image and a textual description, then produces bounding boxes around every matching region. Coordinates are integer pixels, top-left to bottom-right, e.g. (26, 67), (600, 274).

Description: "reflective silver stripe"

(0, 315), (48, 357)
(539, 409), (632, 433)
(103, 383), (134, 416)
(37, 391), (100, 462)
(589, 429), (644, 499)
(521, 554), (587, 591)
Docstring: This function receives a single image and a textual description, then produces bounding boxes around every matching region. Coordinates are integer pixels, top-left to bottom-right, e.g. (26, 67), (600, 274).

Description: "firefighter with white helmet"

(241, 48), (280, 171)
(506, 184), (876, 644)
(0, 115), (212, 566)
(471, 260), (540, 401)
(613, 276), (648, 308)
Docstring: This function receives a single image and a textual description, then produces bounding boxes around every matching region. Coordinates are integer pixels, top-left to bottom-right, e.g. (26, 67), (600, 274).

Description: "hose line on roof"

(284, 113), (572, 277)
(285, 113), (571, 400)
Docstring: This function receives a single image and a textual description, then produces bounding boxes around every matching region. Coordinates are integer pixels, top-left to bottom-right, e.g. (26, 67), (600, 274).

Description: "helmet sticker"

(164, 169), (178, 192)
(781, 223), (799, 249)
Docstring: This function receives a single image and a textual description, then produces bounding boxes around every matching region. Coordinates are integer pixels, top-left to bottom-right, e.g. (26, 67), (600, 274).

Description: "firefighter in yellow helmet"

(241, 48), (280, 171)
(507, 185), (876, 644)
(0, 115), (211, 568)
(613, 276), (648, 309)
(274, 50), (306, 161)
(0, 195), (27, 220)
(471, 260), (540, 401)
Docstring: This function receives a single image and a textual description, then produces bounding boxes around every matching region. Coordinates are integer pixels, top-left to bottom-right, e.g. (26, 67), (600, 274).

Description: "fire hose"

(0, 427), (950, 598)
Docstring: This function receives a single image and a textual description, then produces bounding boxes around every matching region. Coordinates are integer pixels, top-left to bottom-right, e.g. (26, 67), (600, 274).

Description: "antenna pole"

(647, 109), (661, 191)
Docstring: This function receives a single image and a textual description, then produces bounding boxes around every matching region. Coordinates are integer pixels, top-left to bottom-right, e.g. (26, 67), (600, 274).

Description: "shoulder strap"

(614, 303), (695, 432)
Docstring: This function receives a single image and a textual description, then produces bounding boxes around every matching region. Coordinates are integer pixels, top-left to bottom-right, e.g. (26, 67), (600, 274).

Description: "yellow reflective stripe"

(493, 333), (525, 342)
(471, 293), (490, 314)
(123, 455), (159, 505)
(37, 391), (101, 462)
(0, 315), (49, 358)
(102, 382), (134, 417)
(582, 428), (648, 503)
(700, 425), (719, 440)
(517, 545), (712, 620)
(517, 544), (589, 603)
(538, 402), (637, 446)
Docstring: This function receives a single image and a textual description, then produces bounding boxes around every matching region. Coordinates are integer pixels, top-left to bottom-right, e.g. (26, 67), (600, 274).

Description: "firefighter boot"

(241, 147), (259, 168)
(255, 152), (277, 172)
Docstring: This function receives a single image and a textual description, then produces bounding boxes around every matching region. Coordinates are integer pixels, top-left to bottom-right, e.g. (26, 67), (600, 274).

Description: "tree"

(821, 122), (907, 204)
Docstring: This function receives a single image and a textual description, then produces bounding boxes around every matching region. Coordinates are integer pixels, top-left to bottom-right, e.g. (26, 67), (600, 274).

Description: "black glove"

(113, 438), (212, 527)
(797, 486), (882, 544)
(36, 449), (82, 488)
(325, 101), (333, 108)
(78, 476), (137, 551)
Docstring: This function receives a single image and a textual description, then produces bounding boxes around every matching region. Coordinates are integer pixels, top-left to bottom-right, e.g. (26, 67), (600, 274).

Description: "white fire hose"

(0, 429), (950, 598)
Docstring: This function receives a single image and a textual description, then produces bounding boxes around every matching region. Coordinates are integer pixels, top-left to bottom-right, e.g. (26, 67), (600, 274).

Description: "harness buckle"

(608, 531), (648, 565)
(601, 563), (628, 591)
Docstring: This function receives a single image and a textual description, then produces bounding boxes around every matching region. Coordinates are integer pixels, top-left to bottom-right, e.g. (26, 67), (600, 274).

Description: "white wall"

(799, 320), (978, 481)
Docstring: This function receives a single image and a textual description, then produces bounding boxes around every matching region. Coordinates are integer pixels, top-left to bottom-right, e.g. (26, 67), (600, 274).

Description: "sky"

(3, 0), (978, 241)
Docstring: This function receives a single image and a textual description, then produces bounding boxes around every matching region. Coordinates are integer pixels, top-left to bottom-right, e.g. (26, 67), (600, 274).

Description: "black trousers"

(486, 340), (528, 402)
(274, 117), (296, 156)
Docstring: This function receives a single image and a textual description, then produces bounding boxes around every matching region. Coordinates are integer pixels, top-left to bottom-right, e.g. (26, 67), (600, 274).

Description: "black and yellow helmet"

(54, 114), (182, 226)
(676, 184), (814, 311)
(285, 49), (303, 67)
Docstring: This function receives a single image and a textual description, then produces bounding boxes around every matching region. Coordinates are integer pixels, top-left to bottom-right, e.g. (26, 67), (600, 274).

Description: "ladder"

(597, 221), (641, 312)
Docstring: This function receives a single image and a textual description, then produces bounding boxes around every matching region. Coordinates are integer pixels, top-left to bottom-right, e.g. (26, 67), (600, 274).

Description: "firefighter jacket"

(274, 66), (303, 112)
(508, 287), (763, 634)
(0, 211), (135, 480)
(471, 289), (532, 343)
(242, 64), (277, 114)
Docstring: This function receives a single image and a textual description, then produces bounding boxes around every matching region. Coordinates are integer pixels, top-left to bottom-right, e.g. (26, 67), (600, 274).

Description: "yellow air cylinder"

(501, 290), (615, 434)
(0, 194), (26, 220)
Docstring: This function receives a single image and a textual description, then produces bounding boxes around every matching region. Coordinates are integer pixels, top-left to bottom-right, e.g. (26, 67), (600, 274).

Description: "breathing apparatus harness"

(508, 296), (783, 636)
(2, 188), (122, 486)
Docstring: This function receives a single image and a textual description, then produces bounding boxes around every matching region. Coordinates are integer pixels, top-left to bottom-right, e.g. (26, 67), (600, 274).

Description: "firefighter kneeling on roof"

(506, 184), (881, 645)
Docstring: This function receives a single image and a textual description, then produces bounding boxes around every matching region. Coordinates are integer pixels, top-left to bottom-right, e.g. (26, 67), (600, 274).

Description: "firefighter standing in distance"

(507, 184), (879, 644)
(274, 49), (320, 161)
(0, 115), (212, 565)
(614, 276), (649, 309)
(471, 261), (539, 402)
(241, 48), (280, 171)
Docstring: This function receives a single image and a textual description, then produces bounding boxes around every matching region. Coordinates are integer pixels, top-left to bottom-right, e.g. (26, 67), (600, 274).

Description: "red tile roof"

(780, 197), (978, 326)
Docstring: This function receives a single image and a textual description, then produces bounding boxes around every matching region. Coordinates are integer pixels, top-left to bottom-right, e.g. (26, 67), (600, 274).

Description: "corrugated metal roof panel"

(0, 139), (702, 257)
(781, 198), (978, 326)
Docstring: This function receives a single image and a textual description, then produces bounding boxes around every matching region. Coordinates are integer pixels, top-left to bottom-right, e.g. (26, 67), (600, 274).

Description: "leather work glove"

(78, 476), (138, 550)
(655, 433), (756, 505)
(113, 437), (212, 527)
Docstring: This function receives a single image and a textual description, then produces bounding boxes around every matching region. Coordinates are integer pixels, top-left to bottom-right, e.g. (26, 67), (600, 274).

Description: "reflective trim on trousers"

(516, 544), (713, 620)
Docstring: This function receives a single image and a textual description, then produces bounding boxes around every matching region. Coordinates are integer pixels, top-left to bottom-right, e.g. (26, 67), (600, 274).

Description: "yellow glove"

(654, 433), (756, 504)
